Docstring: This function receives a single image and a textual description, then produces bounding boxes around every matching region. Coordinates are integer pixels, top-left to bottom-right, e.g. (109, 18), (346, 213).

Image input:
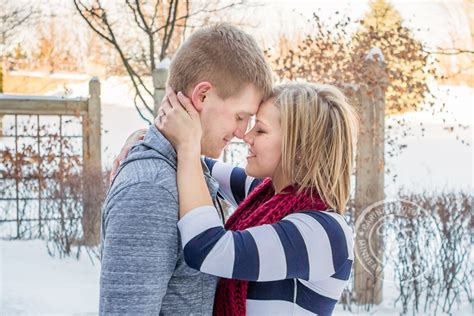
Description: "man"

(100, 23), (273, 315)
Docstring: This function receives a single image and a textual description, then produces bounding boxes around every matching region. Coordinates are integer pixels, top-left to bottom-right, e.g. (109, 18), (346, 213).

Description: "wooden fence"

(0, 78), (101, 245)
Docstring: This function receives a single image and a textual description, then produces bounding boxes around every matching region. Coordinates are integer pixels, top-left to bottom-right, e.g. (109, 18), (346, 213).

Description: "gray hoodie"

(99, 125), (219, 315)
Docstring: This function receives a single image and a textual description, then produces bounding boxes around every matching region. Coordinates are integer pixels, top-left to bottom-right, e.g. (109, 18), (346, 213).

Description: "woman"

(118, 82), (357, 315)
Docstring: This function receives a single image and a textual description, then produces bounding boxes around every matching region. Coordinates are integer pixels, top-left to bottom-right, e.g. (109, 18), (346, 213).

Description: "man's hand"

(109, 128), (147, 184)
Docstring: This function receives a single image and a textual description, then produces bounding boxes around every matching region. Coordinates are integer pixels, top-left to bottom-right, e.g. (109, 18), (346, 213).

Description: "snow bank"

(1, 240), (100, 315)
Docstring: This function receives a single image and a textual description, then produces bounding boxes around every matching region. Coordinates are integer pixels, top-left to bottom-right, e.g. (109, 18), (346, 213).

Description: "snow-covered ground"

(1, 240), (100, 315)
(1, 77), (472, 315)
(1, 239), (471, 315)
(384, 85), (472, 196)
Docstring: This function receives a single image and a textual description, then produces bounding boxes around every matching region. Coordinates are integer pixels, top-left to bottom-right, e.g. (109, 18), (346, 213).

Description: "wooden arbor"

(0, 78), (101, 245)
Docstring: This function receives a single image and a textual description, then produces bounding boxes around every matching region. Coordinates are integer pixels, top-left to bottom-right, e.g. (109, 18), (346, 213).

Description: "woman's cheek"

(246, 159), (259, 178)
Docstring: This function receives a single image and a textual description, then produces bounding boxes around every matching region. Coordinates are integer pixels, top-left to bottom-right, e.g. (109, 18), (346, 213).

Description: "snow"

(1, 239), (471, 315)
(157, 58), (171, 69)
(365, 47), (385, 62)
(0, 240), (100, 315)
(384, 84), (473, 196)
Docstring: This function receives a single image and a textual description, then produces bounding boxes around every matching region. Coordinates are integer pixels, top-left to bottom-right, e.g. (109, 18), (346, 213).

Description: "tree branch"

(125, 0), (148, 33)
(74, 0), (246, 121)
(160, 0), (179, 60)
(424, 48), (474, 56)
(74, 0), (154, 102)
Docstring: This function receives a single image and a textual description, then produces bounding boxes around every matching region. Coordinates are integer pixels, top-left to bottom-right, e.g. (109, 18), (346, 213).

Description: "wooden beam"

(0, 95), (88, 115)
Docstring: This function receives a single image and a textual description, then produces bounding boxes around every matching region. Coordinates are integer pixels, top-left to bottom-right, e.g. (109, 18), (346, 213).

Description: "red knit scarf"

(213, 178), (328, 316)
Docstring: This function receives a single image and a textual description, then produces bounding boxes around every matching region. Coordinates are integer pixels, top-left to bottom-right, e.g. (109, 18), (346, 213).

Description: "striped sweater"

(177, 158), (354, 315)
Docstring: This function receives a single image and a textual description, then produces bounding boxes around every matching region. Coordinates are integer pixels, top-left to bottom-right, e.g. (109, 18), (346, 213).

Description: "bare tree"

(0, 1), (37, 92)
(424, 0), (474, 86)
(73, 0), (247, 123)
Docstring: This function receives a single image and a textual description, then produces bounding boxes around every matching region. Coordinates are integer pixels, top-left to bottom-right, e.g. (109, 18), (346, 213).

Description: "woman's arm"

(155, 90), (216, 217)
(177, 205), (353, 283)
(204, 157), (263, 207)
(176, 148), (215, 216)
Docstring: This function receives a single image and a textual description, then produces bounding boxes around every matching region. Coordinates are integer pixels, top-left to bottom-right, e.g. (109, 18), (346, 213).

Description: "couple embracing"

(100, 23), (357, 316)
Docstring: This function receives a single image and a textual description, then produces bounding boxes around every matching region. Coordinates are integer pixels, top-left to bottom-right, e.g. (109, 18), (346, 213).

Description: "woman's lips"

(247, 150), (256, 160)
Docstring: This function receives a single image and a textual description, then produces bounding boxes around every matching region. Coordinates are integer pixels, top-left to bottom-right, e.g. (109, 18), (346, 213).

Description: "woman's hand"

(109, 128), (147, 184)
(155, 90), (201, 157)
(156, 90), (212, 218)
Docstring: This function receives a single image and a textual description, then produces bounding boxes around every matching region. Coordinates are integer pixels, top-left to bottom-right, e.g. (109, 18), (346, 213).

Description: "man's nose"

(233, 124), (247, 139)
(233, 128), (245, 139)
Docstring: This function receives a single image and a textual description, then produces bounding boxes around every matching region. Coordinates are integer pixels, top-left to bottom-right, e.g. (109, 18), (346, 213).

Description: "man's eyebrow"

(238, 111), (255, 116)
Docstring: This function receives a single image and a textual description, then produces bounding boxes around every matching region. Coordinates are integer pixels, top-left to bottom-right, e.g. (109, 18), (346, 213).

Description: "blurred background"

(0, 0), (472, 315)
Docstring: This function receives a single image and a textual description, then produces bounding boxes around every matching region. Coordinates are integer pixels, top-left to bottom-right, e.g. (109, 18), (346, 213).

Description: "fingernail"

(177, 91), (183, 97)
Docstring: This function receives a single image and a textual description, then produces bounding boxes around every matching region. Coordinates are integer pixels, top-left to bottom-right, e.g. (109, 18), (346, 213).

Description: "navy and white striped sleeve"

(204, 157), (262, 207)
(177, 206), (354, 282)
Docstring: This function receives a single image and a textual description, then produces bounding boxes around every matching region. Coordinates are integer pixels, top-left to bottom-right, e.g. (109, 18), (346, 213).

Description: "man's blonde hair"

(273, 82), (358, 213)
(168, 23), (273, 100)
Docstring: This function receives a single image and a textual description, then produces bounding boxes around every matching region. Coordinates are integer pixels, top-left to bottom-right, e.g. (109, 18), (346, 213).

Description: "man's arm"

(99, 182), (178, 315)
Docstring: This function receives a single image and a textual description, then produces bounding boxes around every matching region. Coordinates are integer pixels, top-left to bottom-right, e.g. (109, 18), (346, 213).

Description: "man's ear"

(191, 82), (212, 112)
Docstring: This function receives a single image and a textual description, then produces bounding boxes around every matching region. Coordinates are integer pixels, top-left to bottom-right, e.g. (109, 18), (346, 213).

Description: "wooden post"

(87, 77), (101, 171)
(153, 62), (169, 116)
(353, 54), (387, 305)
(0, 55), (4, 137)
(0, 54), (4, 93)
(82, 77), (101, 246)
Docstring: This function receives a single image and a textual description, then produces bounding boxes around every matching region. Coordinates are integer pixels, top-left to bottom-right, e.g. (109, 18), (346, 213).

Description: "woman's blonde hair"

(272, 82), (358, 213)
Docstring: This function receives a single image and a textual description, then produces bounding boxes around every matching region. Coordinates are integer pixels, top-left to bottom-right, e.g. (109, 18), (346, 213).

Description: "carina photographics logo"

(354, 199), (442, 284)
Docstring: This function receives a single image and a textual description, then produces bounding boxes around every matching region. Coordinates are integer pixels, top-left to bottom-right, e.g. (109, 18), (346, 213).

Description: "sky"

(8, 0), (472, 59)
(238, 0), (472, 50)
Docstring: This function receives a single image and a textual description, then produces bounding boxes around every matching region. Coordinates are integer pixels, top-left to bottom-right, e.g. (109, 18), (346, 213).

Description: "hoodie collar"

(141, 125), (177, 166)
